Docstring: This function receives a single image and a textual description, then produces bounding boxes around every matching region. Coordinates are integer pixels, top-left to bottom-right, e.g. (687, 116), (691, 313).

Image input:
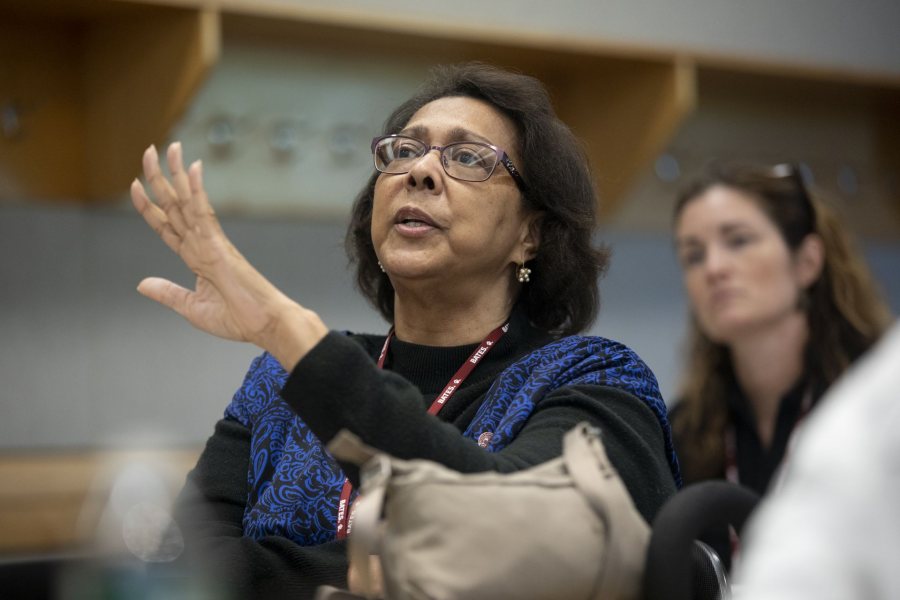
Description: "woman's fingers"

(136, 142), (227, 265)
(143, 145), (189, 236)
(187, 159), (223, 237)
(131, 179), (182, 253)
(136, 277), (192, 317)
(166, 142), (197, 224)
(162, 143), (223, 241)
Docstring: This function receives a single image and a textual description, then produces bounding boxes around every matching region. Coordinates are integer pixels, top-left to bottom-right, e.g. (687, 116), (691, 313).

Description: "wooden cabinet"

(2, 0), (898, 221)
(0, 0), (692, 219)
(0, 1), (218, 202)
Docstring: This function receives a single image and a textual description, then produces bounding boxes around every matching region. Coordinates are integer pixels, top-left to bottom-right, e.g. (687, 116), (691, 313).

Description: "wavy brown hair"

(672, 162), (893, 481)
(346, 62), (609, 336)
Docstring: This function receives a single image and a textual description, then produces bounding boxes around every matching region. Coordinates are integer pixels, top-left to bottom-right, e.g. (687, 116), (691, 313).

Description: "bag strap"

(328, 428), (380, 467)
(327, 430), (391, 600)
(563, 423), (649, 599)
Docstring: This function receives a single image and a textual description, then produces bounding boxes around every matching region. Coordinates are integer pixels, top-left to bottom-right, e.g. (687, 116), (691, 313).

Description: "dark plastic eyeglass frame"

(371, 135), (528, 193)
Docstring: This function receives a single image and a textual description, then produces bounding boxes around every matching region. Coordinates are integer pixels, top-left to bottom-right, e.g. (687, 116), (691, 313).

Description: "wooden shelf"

(0, 0), (694, 218)
(1, 0), (897, 219)
(0, 0), (219, 202)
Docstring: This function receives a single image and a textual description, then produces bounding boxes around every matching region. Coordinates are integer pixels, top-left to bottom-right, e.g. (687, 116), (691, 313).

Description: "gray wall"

(2, 202), (898, 449)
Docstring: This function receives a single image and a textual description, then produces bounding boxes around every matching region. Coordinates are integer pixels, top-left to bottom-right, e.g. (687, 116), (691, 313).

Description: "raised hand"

(130, 142), (326, 369)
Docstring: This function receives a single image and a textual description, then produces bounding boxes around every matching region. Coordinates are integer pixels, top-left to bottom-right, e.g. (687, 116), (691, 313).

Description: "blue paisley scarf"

(225, 334), (680, 546)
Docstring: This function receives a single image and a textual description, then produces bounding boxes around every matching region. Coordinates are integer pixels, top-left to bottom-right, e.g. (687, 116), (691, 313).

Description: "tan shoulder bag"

(321, 423), (649, 600)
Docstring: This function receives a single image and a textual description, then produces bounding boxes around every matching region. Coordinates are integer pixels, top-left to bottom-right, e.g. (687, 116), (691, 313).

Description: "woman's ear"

(520, 212), (544, 262)
(794, 233), (825, 289)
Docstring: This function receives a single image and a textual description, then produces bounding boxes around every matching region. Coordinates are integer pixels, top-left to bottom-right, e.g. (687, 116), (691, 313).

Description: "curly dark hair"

(345, 62), (609, 336)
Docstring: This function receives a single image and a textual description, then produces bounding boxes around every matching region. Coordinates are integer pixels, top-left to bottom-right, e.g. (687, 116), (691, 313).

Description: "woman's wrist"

(257, 297), (329, 372)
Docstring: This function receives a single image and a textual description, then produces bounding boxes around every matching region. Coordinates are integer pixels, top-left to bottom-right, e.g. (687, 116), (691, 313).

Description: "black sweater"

(172, 313), (676, 599)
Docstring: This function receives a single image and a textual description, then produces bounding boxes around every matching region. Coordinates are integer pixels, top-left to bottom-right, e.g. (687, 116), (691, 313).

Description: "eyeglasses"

(769, 163), (816, 223)
(770, 163), (810, 199)
(371, 135), (528, 192)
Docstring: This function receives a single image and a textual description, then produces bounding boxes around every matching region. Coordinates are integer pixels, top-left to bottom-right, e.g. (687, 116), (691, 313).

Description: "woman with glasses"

(669, 162), (892, 562)
(131, 63), (680, 598)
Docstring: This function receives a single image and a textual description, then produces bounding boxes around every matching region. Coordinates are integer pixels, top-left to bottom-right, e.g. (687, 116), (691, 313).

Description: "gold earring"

(516, 264), (532, 283)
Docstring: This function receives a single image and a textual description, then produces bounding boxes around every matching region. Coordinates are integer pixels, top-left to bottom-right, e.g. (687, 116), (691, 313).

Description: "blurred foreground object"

(0, 448), (198, 554)
(733, 320), (900, 600)
(0, 447), (219, 599)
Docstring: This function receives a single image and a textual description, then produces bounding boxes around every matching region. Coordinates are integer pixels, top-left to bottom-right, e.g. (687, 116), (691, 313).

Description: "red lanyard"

(334, 321), (509, 539)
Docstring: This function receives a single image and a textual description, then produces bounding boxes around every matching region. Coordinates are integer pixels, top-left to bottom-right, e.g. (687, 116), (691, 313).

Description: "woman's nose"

(703, 245), (732, 279)
(405, 149), (445, 194)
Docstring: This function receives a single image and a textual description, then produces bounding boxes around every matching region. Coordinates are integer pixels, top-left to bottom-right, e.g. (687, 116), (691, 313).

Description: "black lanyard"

(724, 388), (813, 485)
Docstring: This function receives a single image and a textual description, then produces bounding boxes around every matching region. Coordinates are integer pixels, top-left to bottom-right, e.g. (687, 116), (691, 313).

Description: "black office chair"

(643, 481), (761, 600)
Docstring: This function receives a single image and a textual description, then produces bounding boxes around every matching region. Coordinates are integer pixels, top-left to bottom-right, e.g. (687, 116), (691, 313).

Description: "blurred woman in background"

(670, 162), (891, 497)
